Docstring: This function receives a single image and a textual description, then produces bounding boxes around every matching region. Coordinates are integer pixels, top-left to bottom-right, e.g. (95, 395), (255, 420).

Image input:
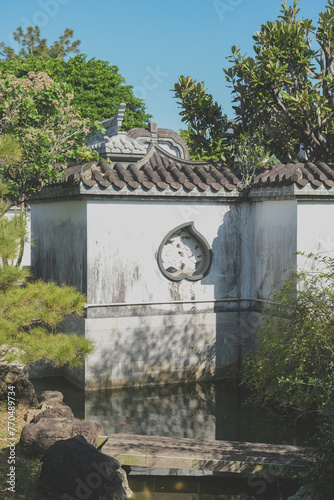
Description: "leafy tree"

(174, 75), (231, 164)
(241, 252), (334, 497)
(0, 54), (150, 130)
(0, 71), (101, 267)
(0, 134), (22, 166)
(0, 134), (25, 266)
(242, 253), (334, 414)
(0, 26), (151, 129)
(0, 31), (94, 374)
(174, 76), (276, 183)
(225, 0), (334, 164)
(175, 1), (334, 166)
(0, 70), (100, 205)
(0, 26), (80, 60)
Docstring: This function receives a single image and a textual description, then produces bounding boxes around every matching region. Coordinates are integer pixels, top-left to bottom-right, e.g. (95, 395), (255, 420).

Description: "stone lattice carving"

(162, 229), (202, 276)
(158, 222), (211, 281)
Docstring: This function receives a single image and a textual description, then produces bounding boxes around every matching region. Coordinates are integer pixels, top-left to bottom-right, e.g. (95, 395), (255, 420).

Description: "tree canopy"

(0, 26), (81, 60)
(175, 1), (334, 166)
(0, 26), (151, 130)
(0, 134), (22, 167)
(174, 76), (276, 181)
(0, 71), (100, 205)
(0, 30), (95, 369)
(0, 54), (150, 130)
(174, 76), (231, 164)
(0, 27), (151, 206)
(225, 0), (334, 164)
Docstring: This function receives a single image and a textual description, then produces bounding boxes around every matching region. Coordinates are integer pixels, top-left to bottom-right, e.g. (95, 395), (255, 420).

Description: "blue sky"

(0, 0), (330, 132)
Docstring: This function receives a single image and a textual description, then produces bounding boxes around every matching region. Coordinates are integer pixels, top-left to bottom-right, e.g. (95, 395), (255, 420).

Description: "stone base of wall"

(63, 309), (259, 391)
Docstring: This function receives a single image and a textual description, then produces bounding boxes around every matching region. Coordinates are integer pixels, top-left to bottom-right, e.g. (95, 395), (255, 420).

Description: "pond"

(31, 377), (313, 499)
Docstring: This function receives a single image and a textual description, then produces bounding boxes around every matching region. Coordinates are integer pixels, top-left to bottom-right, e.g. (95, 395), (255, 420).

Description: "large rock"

(36, 390), (64, 403)
(0, 361), (38, 407)
(19, 417), (106, 457)
(25, 392), (74, 424)
(38, 435), (132, 500)
(31, 404), (74, 423)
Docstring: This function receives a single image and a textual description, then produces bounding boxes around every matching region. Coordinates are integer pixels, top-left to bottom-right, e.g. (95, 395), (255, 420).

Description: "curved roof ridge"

(63, 156), (334, 195)
(136, 142), (213, 168)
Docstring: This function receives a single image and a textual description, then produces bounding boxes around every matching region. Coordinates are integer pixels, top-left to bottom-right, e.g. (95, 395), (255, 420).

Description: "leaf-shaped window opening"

(158, 222), (211, 281)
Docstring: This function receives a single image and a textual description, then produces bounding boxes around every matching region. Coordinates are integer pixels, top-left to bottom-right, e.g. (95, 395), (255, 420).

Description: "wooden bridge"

(98, 434), (314, 477)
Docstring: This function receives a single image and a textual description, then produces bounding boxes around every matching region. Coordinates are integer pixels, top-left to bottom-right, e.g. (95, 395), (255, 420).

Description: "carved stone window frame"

(157, 222), (212, 282)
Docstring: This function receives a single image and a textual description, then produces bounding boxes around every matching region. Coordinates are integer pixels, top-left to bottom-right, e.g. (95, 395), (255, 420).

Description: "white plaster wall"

(86, 200), (235, 307)
(251, 200), (298, 300)
(31, 201), (87, 292)
(297, 201), (334, 269)
(29, 192), (334, 389)
(83, 199), (258, 389)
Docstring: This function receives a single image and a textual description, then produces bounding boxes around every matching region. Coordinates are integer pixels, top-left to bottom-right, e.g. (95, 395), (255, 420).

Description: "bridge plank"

(99, 434), (314, 477)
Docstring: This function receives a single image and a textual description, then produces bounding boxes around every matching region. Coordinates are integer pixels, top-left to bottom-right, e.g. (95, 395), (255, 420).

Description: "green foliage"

(0, 26), (81, 60)
(0, 134), (22, 166)
(175, 2), (334, 166)
(0, 204), (26, 270)
(0, 71), (100, 204)
(303, 410), (334, 499)
(0, 187), (93, 368)
(0, 54), (151, 130)
(174, 75), (231, 164)
(231, 131), (278, 184)
(174, 76), (276, 182)
(225, 1), (334, 164)
(242, 253), (334, 414)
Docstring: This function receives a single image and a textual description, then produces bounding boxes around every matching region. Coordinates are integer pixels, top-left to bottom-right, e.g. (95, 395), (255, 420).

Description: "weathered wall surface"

(29, 202), (87, 380)
(250, 199), (298, 300)
(32, 193), (331, 390)
(31, 201), (87, 293)
(84, 199), (247, 389)
(82, 199), (277, 390)
(86, 200), (228, 307)
(297, 201), (334, 267)
(84, 309), (259, 390)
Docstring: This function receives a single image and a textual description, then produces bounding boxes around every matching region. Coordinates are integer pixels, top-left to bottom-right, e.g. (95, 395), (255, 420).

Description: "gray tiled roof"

(253, 162), (334, 189)
(66, 144), (240, 192)
(65, 145), (334, 194)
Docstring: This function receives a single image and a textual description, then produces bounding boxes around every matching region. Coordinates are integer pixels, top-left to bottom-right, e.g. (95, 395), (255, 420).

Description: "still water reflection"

(32, 377), (312, 446)
(31, 378), (307, 499)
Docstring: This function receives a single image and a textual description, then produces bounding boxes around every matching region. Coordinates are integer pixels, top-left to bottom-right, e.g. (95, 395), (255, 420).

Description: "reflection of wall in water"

(85, 380), (312, 446)
(31, 377), (312, 447)
(85, 383), (216, 440)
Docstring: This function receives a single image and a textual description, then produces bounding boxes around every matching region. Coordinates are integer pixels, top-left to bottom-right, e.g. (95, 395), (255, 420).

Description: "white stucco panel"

(86, 200), (231, 305)
(31, 201), (87, 292)
(251, 200), (297, 299)
(297, 201), (334, 270)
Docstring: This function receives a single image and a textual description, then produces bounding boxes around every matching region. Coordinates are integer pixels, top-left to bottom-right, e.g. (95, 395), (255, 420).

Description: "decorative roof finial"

(101, 103), (126, 137)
